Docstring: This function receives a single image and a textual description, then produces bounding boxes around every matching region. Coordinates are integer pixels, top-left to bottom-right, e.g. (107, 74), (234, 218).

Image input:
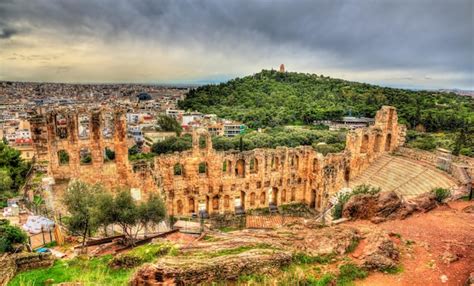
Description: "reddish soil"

(349, 201), (474, 286)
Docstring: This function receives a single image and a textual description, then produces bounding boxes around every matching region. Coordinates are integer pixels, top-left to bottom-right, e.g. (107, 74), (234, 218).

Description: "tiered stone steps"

(349, 155), (456, 198)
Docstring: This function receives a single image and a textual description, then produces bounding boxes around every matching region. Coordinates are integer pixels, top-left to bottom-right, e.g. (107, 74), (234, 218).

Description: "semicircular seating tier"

(349, 154), (457, 199)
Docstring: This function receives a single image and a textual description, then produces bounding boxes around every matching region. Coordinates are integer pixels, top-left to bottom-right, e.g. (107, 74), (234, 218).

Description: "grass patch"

(431, 187), (450, 202)
(345, 238), (360, 254)
(293, 252), (336, 265)
(238, 273), (267, 283)
(382, 265), (404, 274)
(126, 241), (176, 262)
(9, 255), (133, 286)
(336, 263), (368, 286)
(10, 242), (178, 285)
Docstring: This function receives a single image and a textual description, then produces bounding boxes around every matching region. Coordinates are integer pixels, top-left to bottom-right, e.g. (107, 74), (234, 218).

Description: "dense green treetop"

(179, 70), (473, 131)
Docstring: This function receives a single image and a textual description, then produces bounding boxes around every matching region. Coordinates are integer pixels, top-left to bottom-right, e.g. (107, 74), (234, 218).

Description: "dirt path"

(349, 201), (474, 286)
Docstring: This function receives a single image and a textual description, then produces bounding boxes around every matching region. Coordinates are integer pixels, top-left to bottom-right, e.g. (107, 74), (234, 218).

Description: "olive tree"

(63, 180), (104, 250)
(95, 189), (166, 245)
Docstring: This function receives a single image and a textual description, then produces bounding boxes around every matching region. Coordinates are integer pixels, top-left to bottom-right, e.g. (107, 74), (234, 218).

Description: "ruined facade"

(29, 106), (157, 191)
(30, 106), (405, 216)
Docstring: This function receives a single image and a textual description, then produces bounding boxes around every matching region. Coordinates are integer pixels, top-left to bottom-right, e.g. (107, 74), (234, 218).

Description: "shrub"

(431, 188), (450, 203)
(109, 254), (142, 269)
(337, 263), (368, 285)
(0, 219), (28, 253)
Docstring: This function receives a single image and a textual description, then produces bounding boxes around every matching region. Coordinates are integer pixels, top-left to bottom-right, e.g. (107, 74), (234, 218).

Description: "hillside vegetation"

(179, 70), (474, 131)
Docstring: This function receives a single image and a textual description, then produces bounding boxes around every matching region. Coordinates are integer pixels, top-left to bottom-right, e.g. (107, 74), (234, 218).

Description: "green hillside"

(179, 70), (474, 131)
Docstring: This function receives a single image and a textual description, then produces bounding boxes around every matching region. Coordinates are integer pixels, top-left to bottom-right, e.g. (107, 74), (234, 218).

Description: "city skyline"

(1, 0), (473, 89)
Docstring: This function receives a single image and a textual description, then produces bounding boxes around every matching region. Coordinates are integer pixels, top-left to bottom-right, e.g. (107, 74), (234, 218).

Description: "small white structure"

(22, 216), (55, 234)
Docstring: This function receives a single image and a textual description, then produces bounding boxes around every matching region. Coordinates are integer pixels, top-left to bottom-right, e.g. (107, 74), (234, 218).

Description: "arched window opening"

(58, 150), (69, 165)
(374, 134), (382, 153)
(199, 136), (207, 149)
(281, 189), (287, 203)
(223, 160), (232, 174)
(104, 147), (115, 162)
(174, 163), (183, 176)
(249, 158), (258, 173)
(260, 192), (266, 205)
(271, 187), (279, 205)
(78, 114), (90, 140)
(344, 167), (351, 182)
(250, 192), (256, 206)
(272, 156), (280, 171)
(385, 134), (392, 151)
(102, 112), (115, 139)
(212, 196), (219, 211)
(188, 197), (195, 214)
(198, 162), (208, 175)
(79, 148), (92, 165)
(55, 114), (68, 139)
(310, 190), (316, 208)
(360, 134), (369, 154)
(235, 159), (245, 177)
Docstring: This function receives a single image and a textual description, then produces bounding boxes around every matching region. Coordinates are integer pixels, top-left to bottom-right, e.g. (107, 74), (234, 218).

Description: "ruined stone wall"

(32, 105), (404, 216)
(30, 107), (156, 192)
(155, 106), (404, 216)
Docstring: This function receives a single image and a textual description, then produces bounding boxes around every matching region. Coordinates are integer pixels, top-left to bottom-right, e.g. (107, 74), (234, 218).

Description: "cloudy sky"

(0, 0), (473, 89)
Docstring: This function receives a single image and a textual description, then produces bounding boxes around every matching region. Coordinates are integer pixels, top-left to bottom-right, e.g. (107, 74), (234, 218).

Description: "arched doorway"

(385, 134), (392, 151)
(272, 187), (279, 205)
(236, 159), (245, 177)
(374, 134), (382, 153)
(212, 195), (219, 212)
(344, 167), (351, 182)
(249, 192), (256, 206)
(281, 189), (287, 203)
(310, 190), (316, 208)
(188, 197), (195, 214)
(360, 134), (369, 154)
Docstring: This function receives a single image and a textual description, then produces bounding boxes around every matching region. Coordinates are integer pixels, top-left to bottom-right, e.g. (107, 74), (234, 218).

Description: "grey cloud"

(0, 0), (472, 85)
(0, 20), (19, 39)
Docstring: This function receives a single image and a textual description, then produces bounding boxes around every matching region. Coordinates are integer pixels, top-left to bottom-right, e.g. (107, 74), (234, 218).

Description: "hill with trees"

(179, 70), (473, 132)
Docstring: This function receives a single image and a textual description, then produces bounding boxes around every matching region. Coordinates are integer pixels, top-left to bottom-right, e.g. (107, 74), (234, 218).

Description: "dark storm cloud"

(0, 20), (20, 39)
(0, 0), (472, 80)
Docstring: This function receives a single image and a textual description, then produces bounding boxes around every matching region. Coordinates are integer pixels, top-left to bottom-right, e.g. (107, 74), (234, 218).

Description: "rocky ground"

(349, 200), (474, 286)
(130, 199), (473, 285)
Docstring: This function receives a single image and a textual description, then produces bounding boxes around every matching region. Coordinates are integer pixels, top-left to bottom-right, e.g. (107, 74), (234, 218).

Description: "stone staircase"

(350, 154), (457, 199)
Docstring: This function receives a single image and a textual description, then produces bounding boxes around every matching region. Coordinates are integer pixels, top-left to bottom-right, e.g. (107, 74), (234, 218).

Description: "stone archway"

(235, 159), (245, 177)
(188, 197), (195, 214)
(360, 134), (369, 154)
(271, 187), (279, 205)
(281, 189), (287, 203)
(310, 190), (316, 208)
(385, 133), (392, 151)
